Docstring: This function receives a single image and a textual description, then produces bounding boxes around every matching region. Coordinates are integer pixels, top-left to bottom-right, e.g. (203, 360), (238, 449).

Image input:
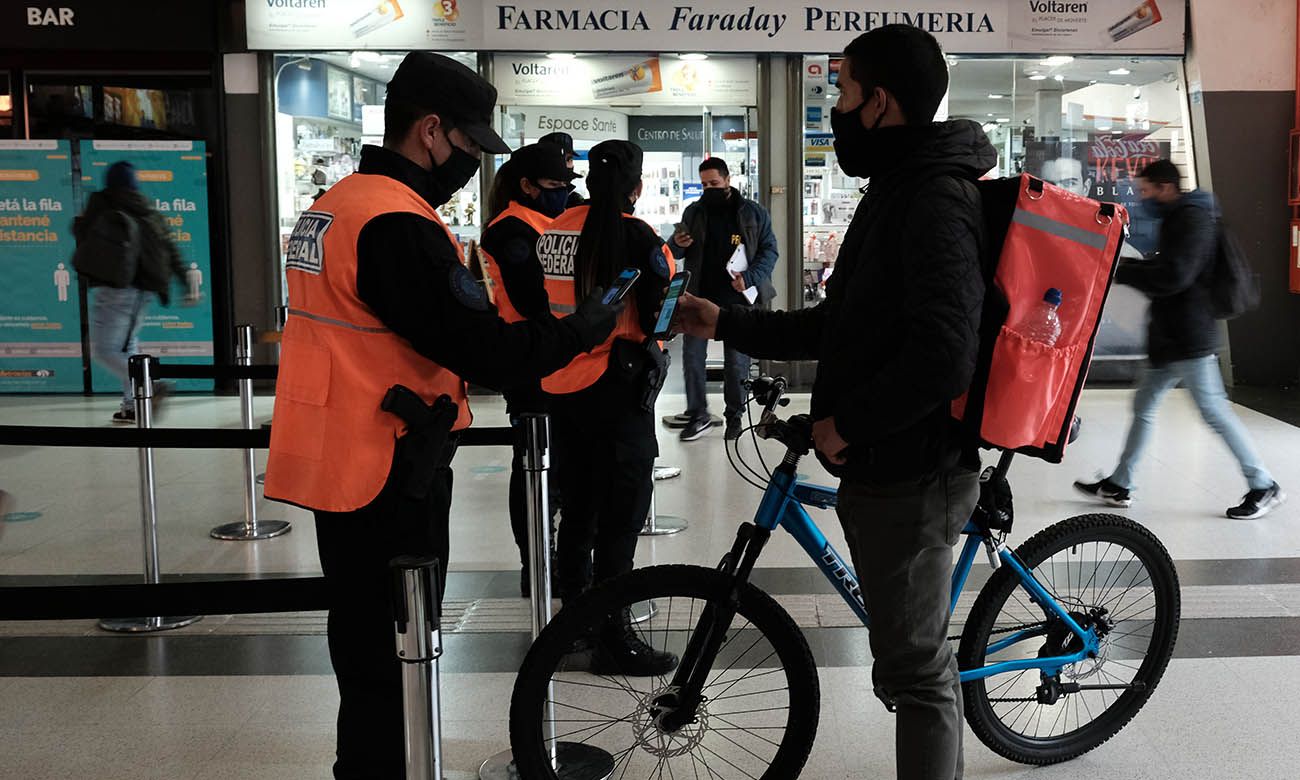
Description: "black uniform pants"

(314, 452), (453, 780)
(550, 374), (656, 600)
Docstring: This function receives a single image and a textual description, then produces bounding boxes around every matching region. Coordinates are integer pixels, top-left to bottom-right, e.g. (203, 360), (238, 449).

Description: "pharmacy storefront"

(246, 0), (1188, 375)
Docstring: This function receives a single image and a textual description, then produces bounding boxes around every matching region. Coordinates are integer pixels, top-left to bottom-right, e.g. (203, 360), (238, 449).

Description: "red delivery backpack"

(953, 175), (1128, 463)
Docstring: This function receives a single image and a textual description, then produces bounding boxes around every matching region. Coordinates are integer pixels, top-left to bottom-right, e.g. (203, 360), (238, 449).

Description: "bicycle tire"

(509, 564), (820, 779)
(958, 514), (1180, 765)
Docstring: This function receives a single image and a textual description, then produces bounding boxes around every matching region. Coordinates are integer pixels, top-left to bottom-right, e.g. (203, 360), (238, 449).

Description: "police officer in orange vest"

(539, 139), (678, 676)
(480, 142), (579, 596)
(264, 53), (622, 779)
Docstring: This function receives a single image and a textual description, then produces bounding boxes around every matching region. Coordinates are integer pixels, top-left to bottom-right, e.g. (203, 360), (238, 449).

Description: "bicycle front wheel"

(509, 564), (820, 779)
(958, 514), (1180, 765)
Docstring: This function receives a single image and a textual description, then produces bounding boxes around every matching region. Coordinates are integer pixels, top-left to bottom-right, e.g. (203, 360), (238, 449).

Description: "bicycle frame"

(756, 467), (1102, 683)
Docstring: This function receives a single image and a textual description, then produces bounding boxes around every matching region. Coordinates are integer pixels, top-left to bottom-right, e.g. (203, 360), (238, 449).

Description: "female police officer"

(537, 139), (677, 676)
(480, 143), (578, 595)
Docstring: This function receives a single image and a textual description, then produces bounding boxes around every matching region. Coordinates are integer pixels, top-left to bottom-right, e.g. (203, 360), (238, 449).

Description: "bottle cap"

(1044, 288), (1063, 306)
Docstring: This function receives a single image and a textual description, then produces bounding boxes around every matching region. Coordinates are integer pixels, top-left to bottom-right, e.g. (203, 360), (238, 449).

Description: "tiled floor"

(1, 385), (1297, 778)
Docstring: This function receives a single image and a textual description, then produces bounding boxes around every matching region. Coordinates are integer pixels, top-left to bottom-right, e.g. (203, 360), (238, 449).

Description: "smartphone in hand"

(602, 268), (642, 305)
(652, 271), (691, 339)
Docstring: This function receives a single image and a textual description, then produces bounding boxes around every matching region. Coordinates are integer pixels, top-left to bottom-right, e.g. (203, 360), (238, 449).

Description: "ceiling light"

(996, 117), (1010, 123)
(678, 53), (709, 61)
(987, 112), (995, 117)
(988, 94), (1004, 99)
(1040, 56), (1075, 67)
(1089, 80), (1098, 84)
(1054, 74), (1065, 82)
(546, 52), (577, 60)
(1029, 74), (1047, 81)
(1109, 67), (1131, 75)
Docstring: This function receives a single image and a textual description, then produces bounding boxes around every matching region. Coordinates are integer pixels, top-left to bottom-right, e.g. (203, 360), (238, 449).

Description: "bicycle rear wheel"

(958, 514), (1180, 765)
(509, 564), (820, 779)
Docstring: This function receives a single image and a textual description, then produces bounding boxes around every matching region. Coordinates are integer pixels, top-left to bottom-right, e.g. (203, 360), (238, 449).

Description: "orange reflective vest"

(537, 206), (675, 394)
(479, 201), (553, 323)
(265, 174), (472, 513)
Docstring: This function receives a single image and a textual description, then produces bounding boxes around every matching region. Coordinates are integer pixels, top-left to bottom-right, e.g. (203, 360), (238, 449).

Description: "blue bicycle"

(510, 377), (1180, 778)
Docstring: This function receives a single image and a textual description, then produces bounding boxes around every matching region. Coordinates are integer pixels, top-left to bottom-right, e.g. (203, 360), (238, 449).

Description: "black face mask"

(830, 96), (887, 179)
(528, 186), (570, 218)
(700, 187), (730, 209)
(426, 142), (481, 207)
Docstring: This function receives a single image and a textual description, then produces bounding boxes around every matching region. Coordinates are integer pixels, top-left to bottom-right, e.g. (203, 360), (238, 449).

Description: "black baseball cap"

(511, 143), (581, 183)
(538, 131), (576, 160)
(386, 52), (511, 154)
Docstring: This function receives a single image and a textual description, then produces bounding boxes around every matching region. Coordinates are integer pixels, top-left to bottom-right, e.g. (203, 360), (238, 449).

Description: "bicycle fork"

(650, 523), (769, 734)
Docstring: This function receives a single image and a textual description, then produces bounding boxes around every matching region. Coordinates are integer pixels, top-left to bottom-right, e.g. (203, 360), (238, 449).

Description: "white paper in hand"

(725, 244), (749, 276)
(742, 285), (759, 304)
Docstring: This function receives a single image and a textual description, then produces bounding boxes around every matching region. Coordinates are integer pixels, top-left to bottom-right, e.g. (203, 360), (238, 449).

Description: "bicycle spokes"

(545, 594), (794, 778)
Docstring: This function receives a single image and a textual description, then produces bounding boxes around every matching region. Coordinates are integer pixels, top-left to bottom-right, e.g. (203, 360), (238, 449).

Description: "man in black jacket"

(1075, 159), (1283, 519)
(669, 158), (778, 441)
(679, 25), (991, 780)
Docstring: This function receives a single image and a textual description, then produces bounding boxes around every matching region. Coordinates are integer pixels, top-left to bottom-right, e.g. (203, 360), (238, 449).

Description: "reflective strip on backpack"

(1012, 209), (1108, 251)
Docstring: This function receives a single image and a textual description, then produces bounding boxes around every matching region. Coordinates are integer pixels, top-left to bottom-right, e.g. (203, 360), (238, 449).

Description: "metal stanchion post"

(392, 555), (444, 780)
(212, 324), (290, 541)
(639, 480), (687, 536)
(99, 355), (201, 633)
(480, 414), (614, 780)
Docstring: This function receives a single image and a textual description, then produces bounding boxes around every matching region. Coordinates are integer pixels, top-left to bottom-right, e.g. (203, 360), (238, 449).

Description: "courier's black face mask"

(426, 129), (481, 207)
(830, 94), (888, 179)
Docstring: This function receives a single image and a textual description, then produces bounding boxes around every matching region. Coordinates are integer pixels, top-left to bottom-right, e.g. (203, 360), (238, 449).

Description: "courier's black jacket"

(717, 120), (995, 482)
(352, 145), (601, 392)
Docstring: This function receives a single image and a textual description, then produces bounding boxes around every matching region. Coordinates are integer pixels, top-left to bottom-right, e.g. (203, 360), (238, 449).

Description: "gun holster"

(381, 385), (459, 500)
(611, 338), (669, 413)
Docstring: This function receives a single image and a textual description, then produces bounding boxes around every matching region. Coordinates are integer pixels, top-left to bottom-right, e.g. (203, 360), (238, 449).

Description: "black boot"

(592, 607), (679, 677)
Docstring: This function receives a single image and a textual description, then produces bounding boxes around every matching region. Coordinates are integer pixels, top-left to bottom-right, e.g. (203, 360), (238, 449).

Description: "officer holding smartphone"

(536, 139), (678, 676)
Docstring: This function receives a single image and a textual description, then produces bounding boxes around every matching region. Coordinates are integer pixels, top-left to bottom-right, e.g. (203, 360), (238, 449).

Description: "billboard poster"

(80, 141), (214, 392)
(247, 0), (478, 50)
(0, 140), (83, 392)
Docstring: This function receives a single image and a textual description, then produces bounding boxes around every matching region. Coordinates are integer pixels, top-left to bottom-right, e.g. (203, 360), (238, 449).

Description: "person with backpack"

(1075, 159), (1284, 519)
(677, 26), (992, 780)
(73, 161), (192, 424)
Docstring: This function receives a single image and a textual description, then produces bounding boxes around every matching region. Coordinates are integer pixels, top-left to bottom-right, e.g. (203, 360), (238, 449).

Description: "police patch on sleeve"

(650, 246), (671, 279)
(450, 264), (490, 311)
(284, 211), (333, 275)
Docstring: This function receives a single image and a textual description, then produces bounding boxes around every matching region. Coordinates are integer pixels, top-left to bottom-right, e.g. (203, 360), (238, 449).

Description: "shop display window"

(492, 53), (760, 239)
(272, 51), (481, 286)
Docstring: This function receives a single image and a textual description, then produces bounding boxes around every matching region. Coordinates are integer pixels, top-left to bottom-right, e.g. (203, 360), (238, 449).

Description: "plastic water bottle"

(1015, 288), (1063, 382)
(1017, 288), (1063, 347)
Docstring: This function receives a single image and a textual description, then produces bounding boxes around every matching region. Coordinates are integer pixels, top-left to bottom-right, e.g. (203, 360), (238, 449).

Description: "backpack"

(1207, 220), (1261, 319)
(953, 175), (1127, 463)
(72, 208), (140, 288)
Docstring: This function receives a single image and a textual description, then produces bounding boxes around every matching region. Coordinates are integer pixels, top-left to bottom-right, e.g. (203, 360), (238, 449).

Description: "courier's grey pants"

(837, 466), (980, 780)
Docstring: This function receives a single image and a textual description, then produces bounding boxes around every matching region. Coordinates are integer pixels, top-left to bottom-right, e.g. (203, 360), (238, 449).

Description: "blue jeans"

(90, 287), (151, 410)
(682, 334), (751, 421)
(1111, 355), (1273, 491)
